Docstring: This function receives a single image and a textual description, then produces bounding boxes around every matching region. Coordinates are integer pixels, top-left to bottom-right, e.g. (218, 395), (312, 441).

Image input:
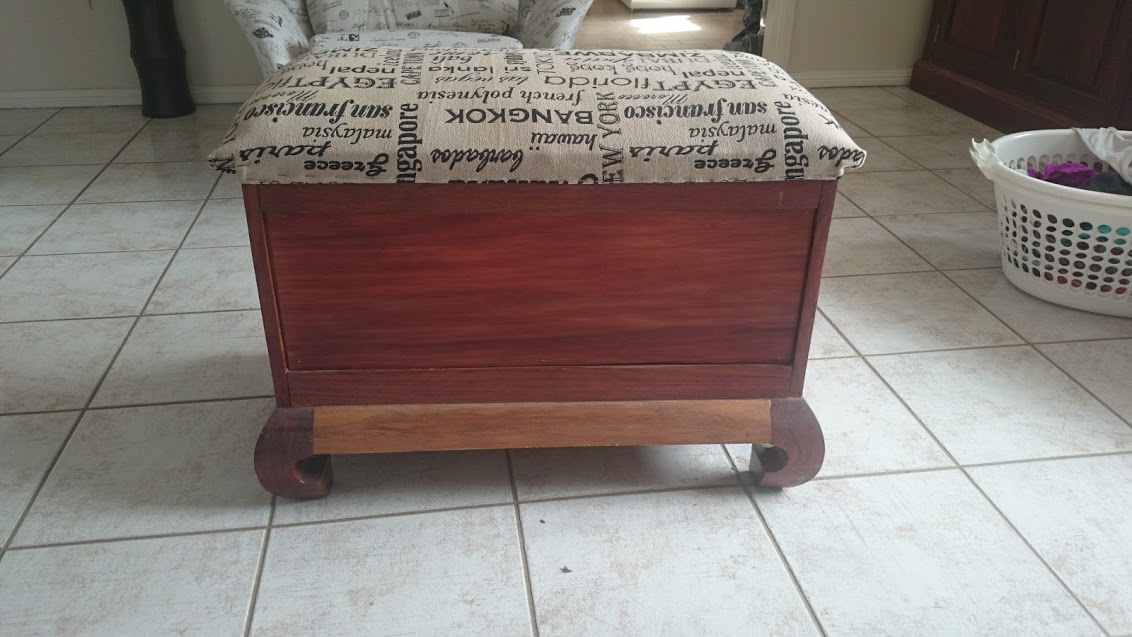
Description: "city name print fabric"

(210, 47), (868, 184)
(311, 30), (523, 51)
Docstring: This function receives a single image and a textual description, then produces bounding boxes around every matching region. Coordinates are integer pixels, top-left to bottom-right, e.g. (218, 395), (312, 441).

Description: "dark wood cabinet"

(912, 0), (1132, 131)
(928, 0), (1023, 86)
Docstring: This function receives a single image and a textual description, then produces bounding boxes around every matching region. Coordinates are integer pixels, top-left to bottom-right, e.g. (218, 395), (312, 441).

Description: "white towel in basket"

(1074, 127), (1132, 182)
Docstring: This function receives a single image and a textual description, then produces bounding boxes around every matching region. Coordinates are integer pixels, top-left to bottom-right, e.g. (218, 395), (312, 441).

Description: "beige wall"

(786, 0), (933, 76)
(0, 0), (261, 93)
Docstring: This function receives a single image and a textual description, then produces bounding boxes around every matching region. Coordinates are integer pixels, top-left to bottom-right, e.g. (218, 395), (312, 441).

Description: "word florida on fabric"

(210, 48), (867, 184)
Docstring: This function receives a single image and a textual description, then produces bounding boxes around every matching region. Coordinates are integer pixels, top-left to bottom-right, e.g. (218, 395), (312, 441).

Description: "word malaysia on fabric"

(210, 48), (867, 184)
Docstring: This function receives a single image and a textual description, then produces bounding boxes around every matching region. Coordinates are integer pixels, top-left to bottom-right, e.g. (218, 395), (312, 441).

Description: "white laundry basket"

(971, 129), (1132, 318)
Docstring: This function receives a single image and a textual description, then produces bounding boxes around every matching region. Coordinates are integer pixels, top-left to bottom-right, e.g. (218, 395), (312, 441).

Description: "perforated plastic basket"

(972, 129), (1132, 317)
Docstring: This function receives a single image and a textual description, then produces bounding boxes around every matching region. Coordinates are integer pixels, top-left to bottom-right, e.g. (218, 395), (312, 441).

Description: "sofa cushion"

(210, 48), (867, 184)
(311, 30), (523, 50)
(307, 0), (517, 37)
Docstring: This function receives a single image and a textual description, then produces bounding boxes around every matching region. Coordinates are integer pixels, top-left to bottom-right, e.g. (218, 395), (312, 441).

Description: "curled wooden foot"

(254, 407), (333, 498)
(750, 398), (824, 488)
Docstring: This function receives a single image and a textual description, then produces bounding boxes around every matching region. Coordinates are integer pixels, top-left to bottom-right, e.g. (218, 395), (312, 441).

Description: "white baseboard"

(0, 85), (259, 109)
(788, 69), (912, 88)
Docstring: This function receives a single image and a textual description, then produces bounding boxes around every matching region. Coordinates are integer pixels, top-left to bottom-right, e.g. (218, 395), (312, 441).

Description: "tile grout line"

(1, 128), (231, 169)
(5, 101), (1122, 629)
(0, 119), (167, 550)
(820, 204), (1129, 355)
(506, 450), (542, 637)
(831, 339), (1026, 359)
(269, 501), (516, 532)
(0, 306), (260, 327)
(849, 202), (1125, 423)
(721, 445), (829, 637)
(10, 196), (235, 205)
(0, 107), (62, 157)
(817, 306), (960, 467)
(242, 496), (277, 637)
(1029, 349), (1132, 431)
(852, 378), (1111, 632)
(5, 484), (776, 552)
(4, 524), (271, 552)
(960, 449), (1132, 468)
(810, 465), (954, 482)
(0, 415), (82, 551)
(0, 201), (69, 286)
(838, 117), (995, 215)
(514, 482), (740, 506)
(957, 472), (1112, 636)
(836, 106), (963, 140)
(9, 439), (1132, 550)
(0, 394), (275, 418)
(0, 115), (155, 284)
(822, 264), (1001, 280)
(820, 302), (1112, 634)
(17, 246), (231, 259)
(936, 268), (1132, 431)
(808, 448), (1132, 481)
(1, 161), (220, 551)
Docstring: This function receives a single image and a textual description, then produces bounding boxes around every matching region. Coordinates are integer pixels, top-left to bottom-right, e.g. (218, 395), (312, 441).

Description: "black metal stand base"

(122, 0), (195, 118)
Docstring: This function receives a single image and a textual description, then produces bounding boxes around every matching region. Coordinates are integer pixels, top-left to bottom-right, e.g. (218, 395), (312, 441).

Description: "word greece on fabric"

(210, 47), (867, 184)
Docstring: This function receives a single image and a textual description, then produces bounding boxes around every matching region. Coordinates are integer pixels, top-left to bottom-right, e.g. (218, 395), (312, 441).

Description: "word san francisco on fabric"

(210, 48), (867, 184)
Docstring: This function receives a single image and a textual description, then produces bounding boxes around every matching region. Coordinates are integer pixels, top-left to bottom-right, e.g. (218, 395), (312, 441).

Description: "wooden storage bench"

(211, 47), (866, 497)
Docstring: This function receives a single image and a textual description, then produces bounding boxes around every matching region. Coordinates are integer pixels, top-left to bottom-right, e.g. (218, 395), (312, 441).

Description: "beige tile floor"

(2, 26), (1132, 637)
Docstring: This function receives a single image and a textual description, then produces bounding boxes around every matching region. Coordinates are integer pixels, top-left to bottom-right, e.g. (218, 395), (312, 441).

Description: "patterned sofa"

(226, 0), (595, 76)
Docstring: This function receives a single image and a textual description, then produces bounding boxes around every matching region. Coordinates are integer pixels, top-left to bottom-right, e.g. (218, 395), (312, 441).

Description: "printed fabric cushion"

(307, 0), (518, 37)
(210, 48), (868, 185)
(311, 30), (523, 50)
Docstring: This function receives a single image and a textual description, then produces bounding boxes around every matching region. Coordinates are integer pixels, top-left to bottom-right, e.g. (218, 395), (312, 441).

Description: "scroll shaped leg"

(254, 407), (333, 498)
(750, 398), (825, 488)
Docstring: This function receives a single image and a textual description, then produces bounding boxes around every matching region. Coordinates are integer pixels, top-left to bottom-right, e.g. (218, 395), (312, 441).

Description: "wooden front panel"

(929, 0), (1027, 85)
(1028, 0), (1117, 90)
(1016, 0), (1132, 122)
(267, 203), (814, 370)
(256, 182), (823, 215)
(310, 400), (775, 454)
(946, 0), (1009, 53)
(286, 364), (794, 406)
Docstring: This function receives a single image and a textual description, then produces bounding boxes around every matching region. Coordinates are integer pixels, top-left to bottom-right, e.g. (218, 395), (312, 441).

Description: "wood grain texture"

(914, 0), (1132, 130)
(751, 398), (825, 488)
(788, 181), (836, 397)
(931, 0), (1020, 86)
(255, 182), (824, 215)
(944, 0), (1010, 55)
(267, 205), (813, 370)
(244, 180), (832, 494)
(1016, 0), (1132, 122)
(242, 185), (290, 407)
(311, 399), (774, 454)
(1026, 0), (1118, 90)
(254, 407), (333, 498)
(286, 364), (794, 405)
(911, 61), (1076, 132)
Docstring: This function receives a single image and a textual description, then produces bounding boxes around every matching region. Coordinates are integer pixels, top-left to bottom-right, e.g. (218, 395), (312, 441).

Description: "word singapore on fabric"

(210, 48), (867, 184)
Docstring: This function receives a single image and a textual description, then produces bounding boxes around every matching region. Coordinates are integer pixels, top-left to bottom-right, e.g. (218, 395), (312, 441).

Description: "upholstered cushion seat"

(311, 30), (523, 51)
(210, 48), (867, 185)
